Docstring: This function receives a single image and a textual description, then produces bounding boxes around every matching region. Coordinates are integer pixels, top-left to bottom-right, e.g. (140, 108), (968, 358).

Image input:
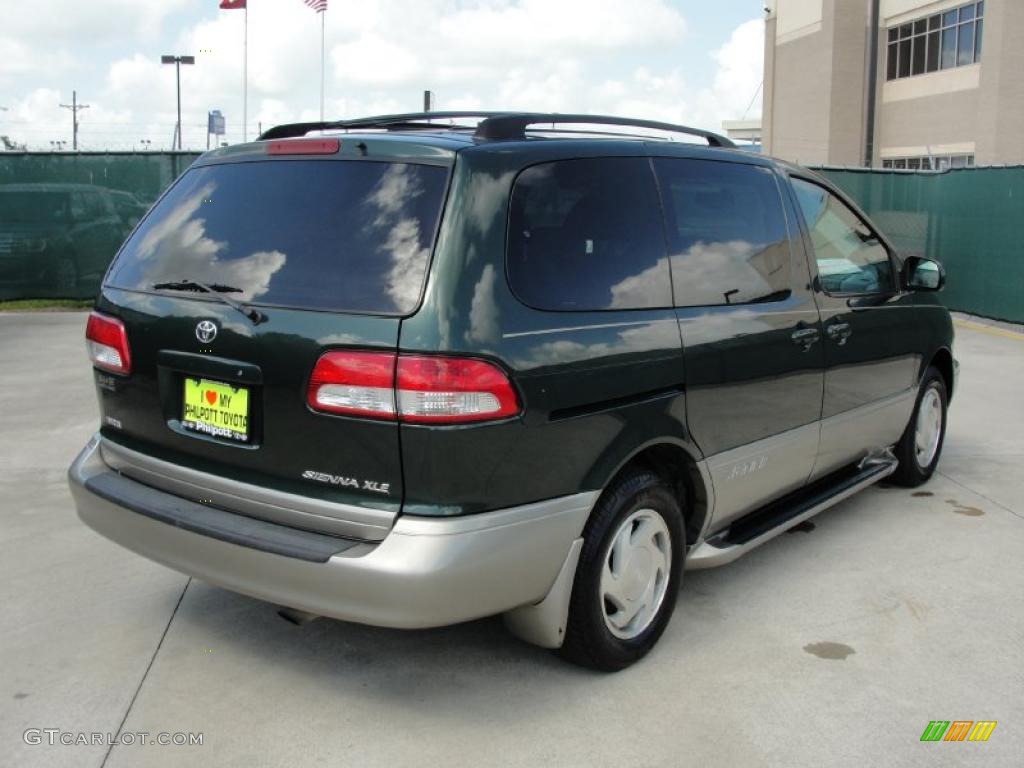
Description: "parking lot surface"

(2, 311), (1021, 768)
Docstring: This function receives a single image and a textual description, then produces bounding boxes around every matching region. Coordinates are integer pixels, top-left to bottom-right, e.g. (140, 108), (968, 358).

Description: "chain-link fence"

(0, 152), (199, 300)
(816, 166), (1024, 323)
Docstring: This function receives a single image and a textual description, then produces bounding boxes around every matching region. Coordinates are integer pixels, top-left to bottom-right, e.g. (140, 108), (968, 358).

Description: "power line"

(742, 81), (763, 121)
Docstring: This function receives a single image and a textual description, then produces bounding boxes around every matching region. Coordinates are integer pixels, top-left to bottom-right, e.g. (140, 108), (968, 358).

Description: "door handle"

(791, 327), (820, 350)
(827, 322), (852, 345)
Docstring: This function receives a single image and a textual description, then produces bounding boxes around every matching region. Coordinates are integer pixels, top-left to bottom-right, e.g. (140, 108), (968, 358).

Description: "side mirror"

(904, 256), (945, 292)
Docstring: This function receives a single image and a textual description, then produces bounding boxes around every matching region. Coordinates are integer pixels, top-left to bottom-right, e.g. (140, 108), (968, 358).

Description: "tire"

(559, 469), (684, 672)
(891, 366), (948, 487)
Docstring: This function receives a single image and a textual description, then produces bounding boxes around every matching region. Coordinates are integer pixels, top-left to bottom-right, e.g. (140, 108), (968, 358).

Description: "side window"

(653, 158), (792, 307)
(507, 157), (671, 311)
(791, 177), (894, 295)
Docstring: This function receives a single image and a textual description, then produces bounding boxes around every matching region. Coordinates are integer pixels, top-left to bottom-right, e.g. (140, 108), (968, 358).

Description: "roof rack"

(257, 111), (736, 148)
(473, 113), (735, 147)
(257, 112), (507, 141)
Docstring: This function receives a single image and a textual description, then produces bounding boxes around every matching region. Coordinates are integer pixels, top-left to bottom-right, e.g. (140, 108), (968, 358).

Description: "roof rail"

(257, 111), (736, 148)
(473, 113), (736, 147)
(257, 112), (508, 141)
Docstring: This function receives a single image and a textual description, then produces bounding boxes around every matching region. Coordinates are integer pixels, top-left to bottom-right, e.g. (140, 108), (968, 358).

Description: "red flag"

(219, 0), (246, 9)
(304, 0), (327, 11)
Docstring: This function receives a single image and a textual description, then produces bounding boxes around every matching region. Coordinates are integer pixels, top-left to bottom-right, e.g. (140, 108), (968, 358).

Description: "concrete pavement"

(1, 311), (1021, 768)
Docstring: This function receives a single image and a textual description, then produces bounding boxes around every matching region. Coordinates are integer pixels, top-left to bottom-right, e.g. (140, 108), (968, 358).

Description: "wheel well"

(930, 348), (954, 399)
(609, 444), (708, 546)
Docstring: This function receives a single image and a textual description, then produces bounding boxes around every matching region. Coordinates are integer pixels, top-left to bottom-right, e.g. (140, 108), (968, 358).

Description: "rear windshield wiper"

(152, 279), (265, 325)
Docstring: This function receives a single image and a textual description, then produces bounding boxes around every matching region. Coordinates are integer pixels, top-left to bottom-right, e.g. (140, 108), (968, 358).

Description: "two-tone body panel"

(69, 119), (956, 650)
(781, 167), (948, 479)
(398, 140), (694, 516)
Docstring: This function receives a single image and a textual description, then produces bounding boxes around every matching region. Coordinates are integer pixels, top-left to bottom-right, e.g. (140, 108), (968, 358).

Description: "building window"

(882, 154), (975, 170)
(886, 1), (983, 81)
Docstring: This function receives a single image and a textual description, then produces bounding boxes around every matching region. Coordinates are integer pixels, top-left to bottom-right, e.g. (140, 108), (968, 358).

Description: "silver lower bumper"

(69, 435), (596, 633)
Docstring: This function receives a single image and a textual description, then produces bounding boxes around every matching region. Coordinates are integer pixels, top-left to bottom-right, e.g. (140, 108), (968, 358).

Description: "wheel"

(54, 257), (79, 292)
(891, 366), (948, 487)
(559, 469), (684, 671)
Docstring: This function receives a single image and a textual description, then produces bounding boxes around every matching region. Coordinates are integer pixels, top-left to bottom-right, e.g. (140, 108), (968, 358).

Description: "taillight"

(396, 355), (519, 423)
(306, 351), (519, 424)
(85, 311), (131, 375)
(307, 351), (396, 419)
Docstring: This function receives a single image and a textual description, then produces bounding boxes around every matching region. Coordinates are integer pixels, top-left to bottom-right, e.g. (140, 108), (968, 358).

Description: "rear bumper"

(69, 435), (596, 629)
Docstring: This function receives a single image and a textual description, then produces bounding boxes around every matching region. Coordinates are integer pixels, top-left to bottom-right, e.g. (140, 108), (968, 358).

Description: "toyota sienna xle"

(69, 112), (956, 670)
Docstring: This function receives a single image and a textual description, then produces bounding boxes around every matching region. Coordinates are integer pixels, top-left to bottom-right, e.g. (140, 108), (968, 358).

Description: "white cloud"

(695, 18), (765, 125)
(0, 2), (764, 150)
(0, 39), (75, 83)
(437, 0), (687, 58)
(0, 0), (192, 43)
(332, 36), (421, 87)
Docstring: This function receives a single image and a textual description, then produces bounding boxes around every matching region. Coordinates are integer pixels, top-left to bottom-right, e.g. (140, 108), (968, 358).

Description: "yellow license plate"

(182, 377), (250, 442)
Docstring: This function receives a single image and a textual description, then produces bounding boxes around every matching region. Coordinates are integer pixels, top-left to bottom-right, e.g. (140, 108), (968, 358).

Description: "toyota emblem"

(195, 320), (218, 344)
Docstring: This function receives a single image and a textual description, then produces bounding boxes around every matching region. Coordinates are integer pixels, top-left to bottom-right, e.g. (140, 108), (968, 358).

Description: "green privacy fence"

(815, 166), (1024, 323)
(1, 153), (1022, 321)
(0, 152), (199, 300)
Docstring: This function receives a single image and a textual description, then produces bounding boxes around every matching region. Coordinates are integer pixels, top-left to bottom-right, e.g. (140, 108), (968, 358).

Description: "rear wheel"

(892, 366), (948, 487)
(559, 470), (684, 671)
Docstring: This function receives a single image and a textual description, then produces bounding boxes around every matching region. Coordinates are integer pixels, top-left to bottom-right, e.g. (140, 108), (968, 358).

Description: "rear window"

(105, 159), (448, 315)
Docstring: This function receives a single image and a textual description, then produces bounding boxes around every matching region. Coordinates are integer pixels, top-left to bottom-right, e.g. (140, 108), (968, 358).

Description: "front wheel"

(559, 470), (684, 671)
(892, 366), (948, 487)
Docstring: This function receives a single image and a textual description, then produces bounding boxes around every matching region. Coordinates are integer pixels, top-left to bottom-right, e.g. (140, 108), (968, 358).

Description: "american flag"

(304, 0), (327, 11)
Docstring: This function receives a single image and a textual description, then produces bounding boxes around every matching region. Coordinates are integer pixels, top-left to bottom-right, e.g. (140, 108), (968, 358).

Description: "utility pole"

(161, 55), (195, 150)
(59, 91), (89, 151)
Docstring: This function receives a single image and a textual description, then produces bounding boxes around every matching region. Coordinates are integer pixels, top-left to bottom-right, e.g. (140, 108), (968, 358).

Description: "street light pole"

(161, 55), (195, 150)
(176, 63), (182, 148)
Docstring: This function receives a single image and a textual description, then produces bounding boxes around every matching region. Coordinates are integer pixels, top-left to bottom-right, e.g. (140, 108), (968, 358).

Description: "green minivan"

(69, 113), (956, 670)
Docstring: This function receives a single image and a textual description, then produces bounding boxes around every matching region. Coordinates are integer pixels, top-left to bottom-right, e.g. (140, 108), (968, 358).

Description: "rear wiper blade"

(152, 280), (243, 293)
(152, 279), (264, 325)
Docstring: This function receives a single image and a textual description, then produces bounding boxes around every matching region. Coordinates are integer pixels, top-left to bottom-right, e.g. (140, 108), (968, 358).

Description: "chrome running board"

(686, 457), (898, 570)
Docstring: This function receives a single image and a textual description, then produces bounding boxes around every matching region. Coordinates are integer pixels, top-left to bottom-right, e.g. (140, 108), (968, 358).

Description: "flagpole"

(319, 8), (325, 121)
(243, 3), (249, 141)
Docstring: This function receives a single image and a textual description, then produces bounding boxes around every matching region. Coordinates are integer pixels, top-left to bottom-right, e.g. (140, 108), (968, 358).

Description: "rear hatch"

(91, 140), (452, 539)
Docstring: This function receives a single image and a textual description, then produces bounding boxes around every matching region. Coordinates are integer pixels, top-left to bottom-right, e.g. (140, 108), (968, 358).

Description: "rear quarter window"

(105, 159), (448, 315)
(506, 157), (671, 311)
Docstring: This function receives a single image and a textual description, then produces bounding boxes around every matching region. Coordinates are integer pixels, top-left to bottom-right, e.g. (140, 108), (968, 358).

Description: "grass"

(0, 298), (94, 312)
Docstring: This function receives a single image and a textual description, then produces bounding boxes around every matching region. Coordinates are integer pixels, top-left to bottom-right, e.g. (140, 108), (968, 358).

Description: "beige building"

(762, 0), (1024, 168)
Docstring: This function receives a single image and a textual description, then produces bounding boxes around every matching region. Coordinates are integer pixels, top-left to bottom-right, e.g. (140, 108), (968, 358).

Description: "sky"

(0, 0), (766, 151)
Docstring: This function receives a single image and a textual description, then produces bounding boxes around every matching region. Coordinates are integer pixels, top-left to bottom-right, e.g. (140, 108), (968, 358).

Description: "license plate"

(182, 377), (250, 442)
